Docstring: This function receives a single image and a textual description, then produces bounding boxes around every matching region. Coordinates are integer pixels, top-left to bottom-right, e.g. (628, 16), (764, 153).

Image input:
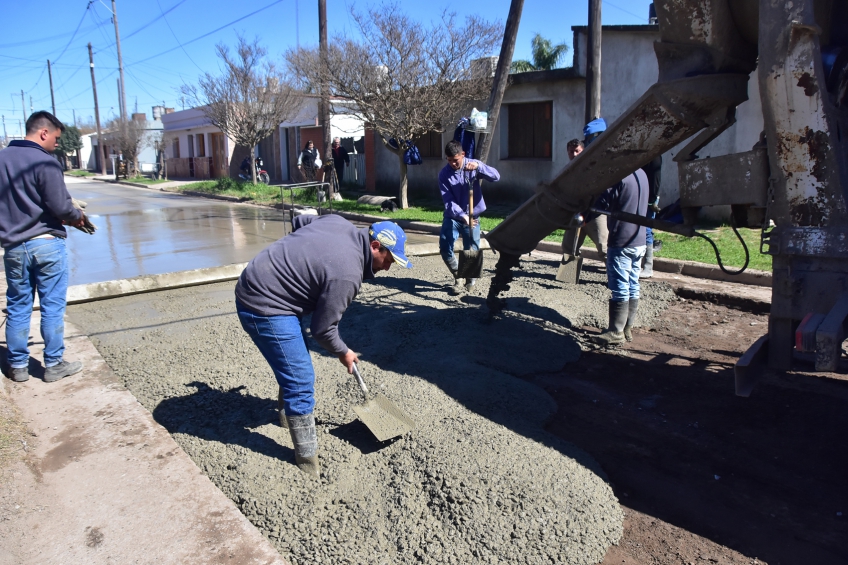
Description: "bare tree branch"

(183, 35), (304, 184)
(287, 4), (501, 207)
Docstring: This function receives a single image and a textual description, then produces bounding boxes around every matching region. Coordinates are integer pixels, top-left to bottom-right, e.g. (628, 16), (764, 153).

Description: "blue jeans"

(439, 217), (480, 265)
(236, 301), (316, 416)
(4, 237), (69, 368)
(606, 246), (646, 302)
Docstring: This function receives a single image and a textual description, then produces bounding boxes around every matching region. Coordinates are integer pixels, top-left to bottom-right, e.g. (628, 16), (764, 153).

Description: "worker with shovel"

(438, 140), (500, 295)
(235, 215), (412, 478)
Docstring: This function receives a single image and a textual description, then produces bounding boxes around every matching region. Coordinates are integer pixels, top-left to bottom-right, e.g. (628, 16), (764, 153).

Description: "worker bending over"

(235, 215), (412, 477)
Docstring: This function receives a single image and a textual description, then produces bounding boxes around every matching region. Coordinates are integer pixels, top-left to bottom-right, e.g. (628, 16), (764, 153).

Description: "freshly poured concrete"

(63, 179), (435, 287)
(64, 254), (683, 565)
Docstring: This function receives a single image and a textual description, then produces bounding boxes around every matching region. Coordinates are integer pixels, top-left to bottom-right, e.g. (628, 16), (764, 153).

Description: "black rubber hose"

(693, 217), (749, 275)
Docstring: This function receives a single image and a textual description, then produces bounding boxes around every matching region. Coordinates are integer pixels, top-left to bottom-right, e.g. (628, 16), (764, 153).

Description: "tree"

(104, 117), (147, 178)
(56, 125), (83, 170)
(182, 35), (303, 184)
(510, 34), (569, 73)
(287, 4), (501, 209)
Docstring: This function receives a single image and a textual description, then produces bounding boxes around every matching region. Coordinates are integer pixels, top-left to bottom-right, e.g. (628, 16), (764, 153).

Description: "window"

(197, 133), (206, 157)
(507, 101), (552, 159)
(172, 138), (180, 158)
(416, 131), (443, 159)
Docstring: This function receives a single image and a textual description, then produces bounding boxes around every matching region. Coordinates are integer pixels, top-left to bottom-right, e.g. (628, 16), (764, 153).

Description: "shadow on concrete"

(152, 381), (292, 462)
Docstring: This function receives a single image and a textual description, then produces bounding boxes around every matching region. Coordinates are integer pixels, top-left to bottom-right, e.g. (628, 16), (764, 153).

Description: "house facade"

(370, 24), (765, 217)
(90, 109), (166, 174)
(161, 97), (366, 184)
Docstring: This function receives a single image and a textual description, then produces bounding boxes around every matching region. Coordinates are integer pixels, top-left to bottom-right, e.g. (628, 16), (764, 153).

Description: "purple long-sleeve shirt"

(438, 159), (500, 221)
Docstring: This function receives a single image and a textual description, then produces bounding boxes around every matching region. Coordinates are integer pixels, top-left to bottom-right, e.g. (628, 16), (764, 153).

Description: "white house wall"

(392, 26), (766, 220)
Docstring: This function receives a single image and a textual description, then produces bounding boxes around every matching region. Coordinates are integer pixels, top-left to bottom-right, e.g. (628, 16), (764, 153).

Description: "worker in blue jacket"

(438, 140), (500, 295)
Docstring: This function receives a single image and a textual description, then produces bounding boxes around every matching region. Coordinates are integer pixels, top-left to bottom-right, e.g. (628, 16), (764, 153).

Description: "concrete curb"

(67, 263), (248, 304)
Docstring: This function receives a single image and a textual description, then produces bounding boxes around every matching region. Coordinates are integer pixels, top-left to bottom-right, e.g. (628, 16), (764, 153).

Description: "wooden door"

(211, 133), (227, 178)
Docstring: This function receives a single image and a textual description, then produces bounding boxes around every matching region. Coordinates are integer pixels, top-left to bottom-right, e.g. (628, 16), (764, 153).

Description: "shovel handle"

(352, 363), (369, 397)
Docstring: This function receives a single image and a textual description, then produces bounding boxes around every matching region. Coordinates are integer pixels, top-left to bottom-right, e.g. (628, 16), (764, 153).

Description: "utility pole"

(318, 0), (331, 166)
(2, 115), (6, 142)
(585, 0), (602, 124)
(20, 90), (26, 121)
(88, 43), (107, 175)
(476, 0), (525, 163)
(111, 0), (128, 121)
(48, 59), (56, 115)
(29, 96), (33, 114)
(73, 109), (77, 127)
(117, 79), (124, 120)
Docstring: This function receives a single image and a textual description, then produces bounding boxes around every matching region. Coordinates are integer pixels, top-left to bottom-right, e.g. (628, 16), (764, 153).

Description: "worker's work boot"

(465, 278), (476, 292)
(44, 360), (82, 383)
(286, 413), (320, 478)
(595, 300), (629, 346)
(444, 258), (462, 295)
(7, 366), (29, 383)
(639, 246), (654, 279)
(623, 298), (639, 342)
(278, 388), (287, 429)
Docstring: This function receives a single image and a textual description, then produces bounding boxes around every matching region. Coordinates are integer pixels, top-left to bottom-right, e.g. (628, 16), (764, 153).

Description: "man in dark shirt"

(0, 111), (87, 383)
(235, 215), (412, 477)
(594, 167), (649, 345)
(331, 137), (350, 185)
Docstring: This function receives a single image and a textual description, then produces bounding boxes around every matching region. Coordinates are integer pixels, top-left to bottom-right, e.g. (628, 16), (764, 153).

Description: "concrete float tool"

(351, 363), (414, 441)
(456, 176), (484, 280)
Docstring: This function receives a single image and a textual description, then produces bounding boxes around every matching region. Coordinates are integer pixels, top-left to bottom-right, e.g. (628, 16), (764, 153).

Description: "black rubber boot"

(595, 300), (629, 346)
(286, 413), (320, 478)
(623, 298), (639, 342)
(639, 246), (654, 278)
(444, 258), (462, 295)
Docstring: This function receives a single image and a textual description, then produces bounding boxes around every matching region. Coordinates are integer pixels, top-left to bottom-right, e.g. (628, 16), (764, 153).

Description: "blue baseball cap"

(369, 221), (413, 269)
(583, 118), (607, 144)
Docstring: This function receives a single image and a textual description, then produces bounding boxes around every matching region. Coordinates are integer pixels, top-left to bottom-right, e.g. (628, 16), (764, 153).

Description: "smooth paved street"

(63, 177), (432, 286)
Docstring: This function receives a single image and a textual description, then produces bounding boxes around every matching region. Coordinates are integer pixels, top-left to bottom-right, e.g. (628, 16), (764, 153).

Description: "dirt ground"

(543, 294), (848, 565)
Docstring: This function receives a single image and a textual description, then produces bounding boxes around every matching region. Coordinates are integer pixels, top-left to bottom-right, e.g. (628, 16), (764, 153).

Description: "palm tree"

(510, 34), (569, 73)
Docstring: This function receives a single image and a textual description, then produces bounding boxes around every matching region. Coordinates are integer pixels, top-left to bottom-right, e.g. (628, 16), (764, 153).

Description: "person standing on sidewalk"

(0, 111), (87, 383)
(438, 140), (500, 294)
(235, 215), (412, 478)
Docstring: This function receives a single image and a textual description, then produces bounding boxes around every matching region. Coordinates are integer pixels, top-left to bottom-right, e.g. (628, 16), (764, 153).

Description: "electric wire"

(52, 2), (93, 64)
(155, 0), (204, 71)
(125, 0), (286, 67)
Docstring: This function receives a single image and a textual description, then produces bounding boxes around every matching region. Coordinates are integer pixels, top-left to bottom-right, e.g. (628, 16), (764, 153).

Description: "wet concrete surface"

(64, 178), (434, 286)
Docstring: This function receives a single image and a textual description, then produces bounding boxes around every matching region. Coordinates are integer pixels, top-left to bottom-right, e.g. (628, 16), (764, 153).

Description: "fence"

(166, 157), (214, 179)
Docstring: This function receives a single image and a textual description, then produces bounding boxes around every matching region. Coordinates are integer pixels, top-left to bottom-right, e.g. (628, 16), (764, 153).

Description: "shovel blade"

(556, 255), (583, 284)
(456, 250), (484, 279)
(353, 393), (415, 442)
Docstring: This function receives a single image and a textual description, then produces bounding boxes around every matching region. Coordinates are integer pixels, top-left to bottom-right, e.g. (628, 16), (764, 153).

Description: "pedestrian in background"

(331, 137), (350, 187)
(438, 140), (500, 295)
(297, 140), (321, 182)
(0, 111), (88, 383)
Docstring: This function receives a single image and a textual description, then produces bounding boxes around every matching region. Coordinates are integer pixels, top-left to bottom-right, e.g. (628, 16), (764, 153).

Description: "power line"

(52, 2), (93, 63)
(155, 0), (204, 71)
(126, 0), (286, 67)
(603, 1), (647, 22)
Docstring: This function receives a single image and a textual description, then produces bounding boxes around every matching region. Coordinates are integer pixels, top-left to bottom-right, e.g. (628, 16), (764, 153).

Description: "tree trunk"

(250, 146), (257, 184)
(397, 151), (409, 209)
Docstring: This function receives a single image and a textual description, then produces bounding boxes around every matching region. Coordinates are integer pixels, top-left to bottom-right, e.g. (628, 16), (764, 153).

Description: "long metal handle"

(589, 207), (696, 237)
(352, 363), (369, 398)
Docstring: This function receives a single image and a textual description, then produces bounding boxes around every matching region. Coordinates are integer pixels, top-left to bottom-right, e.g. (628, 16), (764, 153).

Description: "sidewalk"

(0, 273), (287, 564)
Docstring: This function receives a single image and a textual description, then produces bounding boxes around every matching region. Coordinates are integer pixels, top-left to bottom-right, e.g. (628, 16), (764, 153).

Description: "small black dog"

(381, 199), (398, 212)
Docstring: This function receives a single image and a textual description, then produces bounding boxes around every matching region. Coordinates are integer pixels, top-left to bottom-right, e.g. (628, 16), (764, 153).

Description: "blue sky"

(0, 0), (651, 135)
